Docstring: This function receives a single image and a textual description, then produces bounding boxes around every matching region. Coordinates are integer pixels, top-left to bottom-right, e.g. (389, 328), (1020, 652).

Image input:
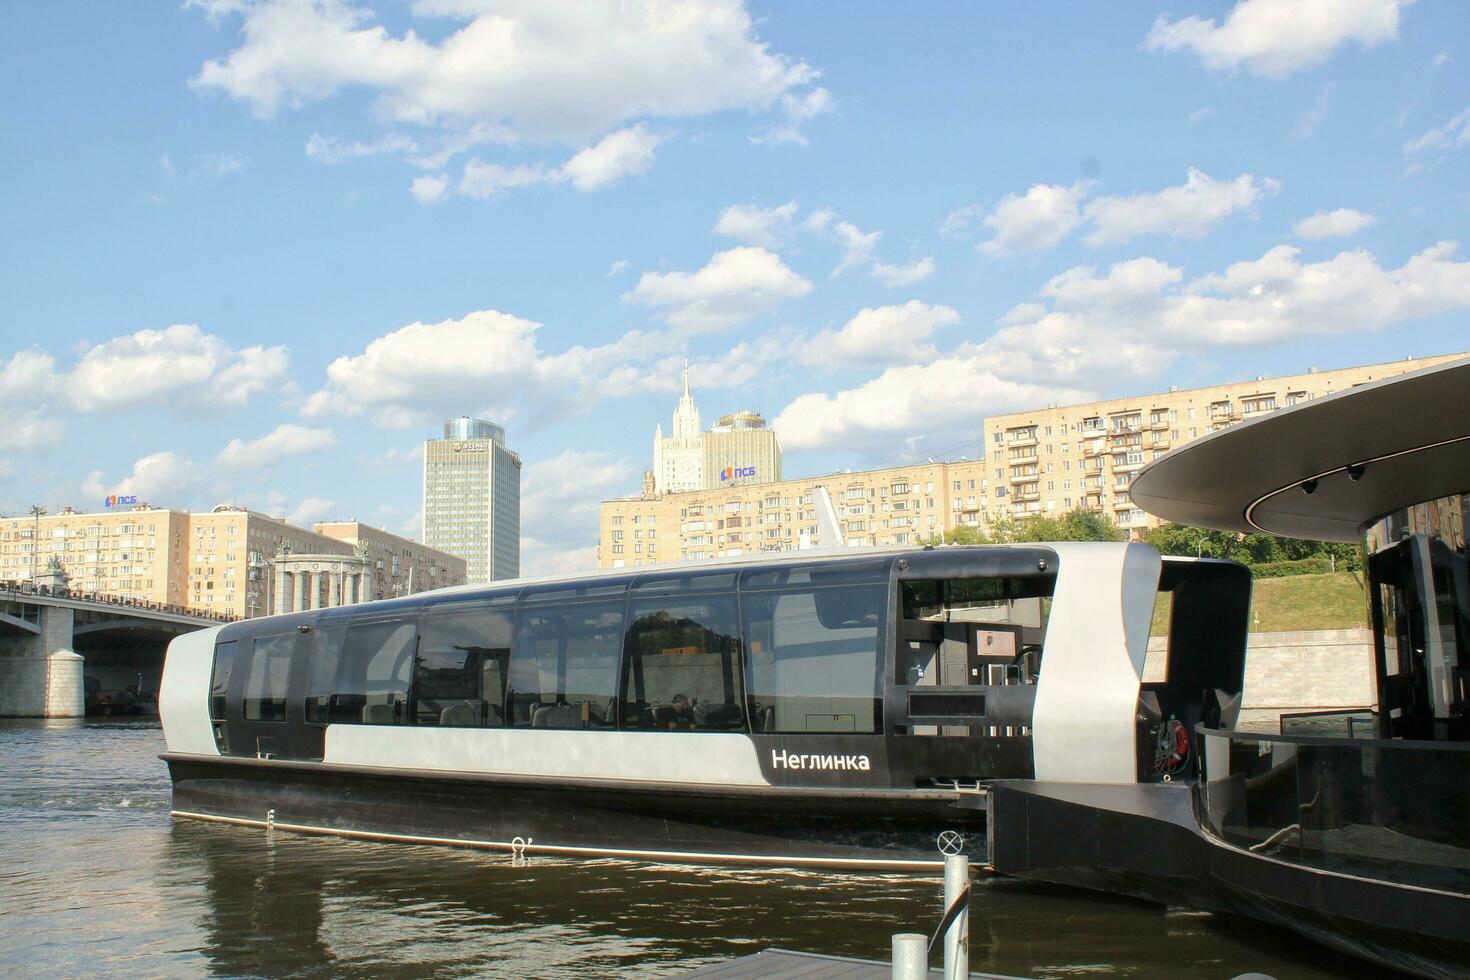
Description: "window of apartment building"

(612, 516), (623, 525)
(953, 481), (961, 491)
(1285, 391), (1307, 406)
(996, 487), (1007, 497)
(1047, 482), (1055, 491)
(612, 530), (624, 541)
(993, 432), (1004, 444)
(1187, 408), (1197, 420)
(612, 545), (624, 554)
(1171, 429), (1180, 440)
(924, 482), (934, 494)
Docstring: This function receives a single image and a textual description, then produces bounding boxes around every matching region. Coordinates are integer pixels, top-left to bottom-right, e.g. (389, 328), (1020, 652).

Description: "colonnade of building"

(272, 556), (375, 615)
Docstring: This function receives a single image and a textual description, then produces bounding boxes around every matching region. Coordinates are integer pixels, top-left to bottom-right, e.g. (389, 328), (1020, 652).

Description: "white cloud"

(605, 259), (631, 277)
(939, 203), (985, 238)
(757, 86), (834, 145)
(870, 256), (935, 287)
(1082, 169), (1278, 245)
(560, 124), (668, 191)
(409, 174), (450, 205)
(0, 349), (60, 404)
(713, 200), (800, 247)
(1293, 208), (1377, 239)
(190, 0), (825, 189)
(623, 246), (811, 332)
(520, 449), (636, 577)
(216, 424), (337, 470)
(831, 221), (882, 276)
(67, 325), (289, 411)
(301, 308), (668, 428)
(457, 160), (559, 198)
(773, 239), (1470, 452)
(306, 131), (419, 163)
(82, 451), (203, 505)
(520, 539), (601, 579)
(195, 152), (248, 177)
(287, 496), (338, 527)
(214, 344), (292, 406)
(1431, 51), (1453, 69)
(806, 301), (959, 367)
(446, 124), (667, 200)
(1145, 0), (1410, 78)
(1404, 107), (1470, 154)
(1291, 82), (1335, 139)
(0, 413), (65, 454)
(979, 180), (1092, 255)
(774, 356), (1092, 454)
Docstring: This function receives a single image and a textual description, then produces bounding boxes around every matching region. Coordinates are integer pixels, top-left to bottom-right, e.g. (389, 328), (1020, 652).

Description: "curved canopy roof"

(1130, 357), (1470, 542)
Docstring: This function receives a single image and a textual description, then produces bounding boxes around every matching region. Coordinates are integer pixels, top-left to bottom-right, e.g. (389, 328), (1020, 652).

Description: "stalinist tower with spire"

(652, 361), (704, 493)
(649, 361), (781, 495)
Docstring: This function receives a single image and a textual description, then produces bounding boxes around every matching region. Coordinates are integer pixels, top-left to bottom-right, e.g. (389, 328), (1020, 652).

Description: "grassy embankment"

(1151, 571), (1368, 635)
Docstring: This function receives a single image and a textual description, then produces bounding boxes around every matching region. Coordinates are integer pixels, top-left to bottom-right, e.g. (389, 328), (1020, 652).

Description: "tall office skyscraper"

(423, 417), (521, 583)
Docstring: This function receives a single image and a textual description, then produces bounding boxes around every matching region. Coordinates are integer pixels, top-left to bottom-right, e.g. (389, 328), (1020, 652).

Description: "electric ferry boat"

(159, 541), (1249, 868)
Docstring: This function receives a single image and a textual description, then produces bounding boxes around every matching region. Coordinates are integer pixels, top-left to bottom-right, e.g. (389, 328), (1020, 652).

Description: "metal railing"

(1196, 726), (1470, 896)
(0, 580), (239, 623)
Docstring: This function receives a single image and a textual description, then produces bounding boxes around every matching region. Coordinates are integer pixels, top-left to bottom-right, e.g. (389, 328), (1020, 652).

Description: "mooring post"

(891, 932), (927, 980)
(943, 852), (970, 980)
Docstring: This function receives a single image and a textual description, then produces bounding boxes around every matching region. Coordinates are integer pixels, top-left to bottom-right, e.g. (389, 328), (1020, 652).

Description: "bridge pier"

(0, 604), (84, 718)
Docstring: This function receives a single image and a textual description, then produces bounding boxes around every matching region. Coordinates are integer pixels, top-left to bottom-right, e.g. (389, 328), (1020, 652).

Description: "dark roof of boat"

(1130, 356), (1470, 542)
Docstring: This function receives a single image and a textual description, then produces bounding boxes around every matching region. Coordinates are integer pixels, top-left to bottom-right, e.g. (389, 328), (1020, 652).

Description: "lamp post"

(29, 504), (45, 584)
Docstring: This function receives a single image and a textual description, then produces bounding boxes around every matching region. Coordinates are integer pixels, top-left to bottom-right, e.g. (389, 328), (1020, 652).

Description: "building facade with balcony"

(598, 459), (993, 568)
(982, 353), (1467, 535)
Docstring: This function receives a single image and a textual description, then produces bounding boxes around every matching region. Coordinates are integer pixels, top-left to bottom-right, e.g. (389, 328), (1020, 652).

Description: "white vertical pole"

(891, 933), (927, 980)
(943, 852), (970, 980)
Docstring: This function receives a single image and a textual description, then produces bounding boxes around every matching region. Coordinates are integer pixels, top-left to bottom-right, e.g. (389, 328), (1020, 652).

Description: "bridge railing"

(0, 580), (240, 623)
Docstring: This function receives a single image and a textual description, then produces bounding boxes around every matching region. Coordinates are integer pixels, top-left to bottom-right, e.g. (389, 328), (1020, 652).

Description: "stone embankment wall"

(1147, 628), (1373, 733)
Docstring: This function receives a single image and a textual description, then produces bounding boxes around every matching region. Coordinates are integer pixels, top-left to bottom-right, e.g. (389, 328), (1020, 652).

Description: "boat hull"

(164, 754), (987, 869)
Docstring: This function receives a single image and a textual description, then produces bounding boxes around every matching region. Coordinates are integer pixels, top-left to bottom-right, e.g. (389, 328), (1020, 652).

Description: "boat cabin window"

(621, 595), (744, 731)
(242, 633), (293, 722)
(209, 639), (235, 750)
(414, 606), (512, 728)
(315, 618), (417, 725)
(743, 583), (885, 734)
(304, 623), (347, 724)
(899, 577), (1052, 688)
(508, 600), (624, 729)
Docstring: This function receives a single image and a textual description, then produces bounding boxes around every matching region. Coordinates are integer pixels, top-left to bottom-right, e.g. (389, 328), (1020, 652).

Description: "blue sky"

(1, 0), (1467, 574)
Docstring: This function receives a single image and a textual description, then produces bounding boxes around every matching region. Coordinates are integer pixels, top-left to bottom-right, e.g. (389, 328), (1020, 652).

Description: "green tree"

(943, 525), (987, 545)
(1144, 522), (1363, 571)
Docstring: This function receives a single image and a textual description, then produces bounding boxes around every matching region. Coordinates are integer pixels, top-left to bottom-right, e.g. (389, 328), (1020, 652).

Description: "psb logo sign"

(720, 466), (757, 482)
(104, 494), (138, 509)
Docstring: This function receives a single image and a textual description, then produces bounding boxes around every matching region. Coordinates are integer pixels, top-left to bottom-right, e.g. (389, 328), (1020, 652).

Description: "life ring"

(1154, 719), (1189, 774)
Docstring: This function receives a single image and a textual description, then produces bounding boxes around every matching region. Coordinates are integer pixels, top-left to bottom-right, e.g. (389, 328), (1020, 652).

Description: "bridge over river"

(0, 585), (232, 717)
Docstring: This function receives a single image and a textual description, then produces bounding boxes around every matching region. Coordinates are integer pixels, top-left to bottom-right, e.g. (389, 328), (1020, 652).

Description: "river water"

(0, 720), (1374, 978)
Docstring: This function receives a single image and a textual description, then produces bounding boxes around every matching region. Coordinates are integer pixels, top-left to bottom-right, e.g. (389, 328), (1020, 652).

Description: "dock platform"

(675, 948), (1030, 979)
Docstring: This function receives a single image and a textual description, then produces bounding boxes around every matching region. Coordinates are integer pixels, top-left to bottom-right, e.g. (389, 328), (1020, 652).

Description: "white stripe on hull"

(171, 809), (946, 870)
(325, 725), (772, 786)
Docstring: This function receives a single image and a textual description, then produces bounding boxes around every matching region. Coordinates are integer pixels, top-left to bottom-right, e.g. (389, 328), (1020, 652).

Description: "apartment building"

(983, 353), (1467, 535)
(0, 504), (464, 619)
(599, 459), (993, 568)
(423, 416), (521, 583)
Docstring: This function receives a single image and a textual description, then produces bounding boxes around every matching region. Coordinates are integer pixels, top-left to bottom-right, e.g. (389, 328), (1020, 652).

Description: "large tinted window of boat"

(742, 585), (885, 734)
(243, 634), (294, 722)
(209, 639), (236, 751)
(303, 622), (348, 724)
(325, 618), (417, 725)
(508, 600), (624, 729)
(414, 606), (512, 727)
(621, 596), (744, 732)
(210, 639), (236, 722)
